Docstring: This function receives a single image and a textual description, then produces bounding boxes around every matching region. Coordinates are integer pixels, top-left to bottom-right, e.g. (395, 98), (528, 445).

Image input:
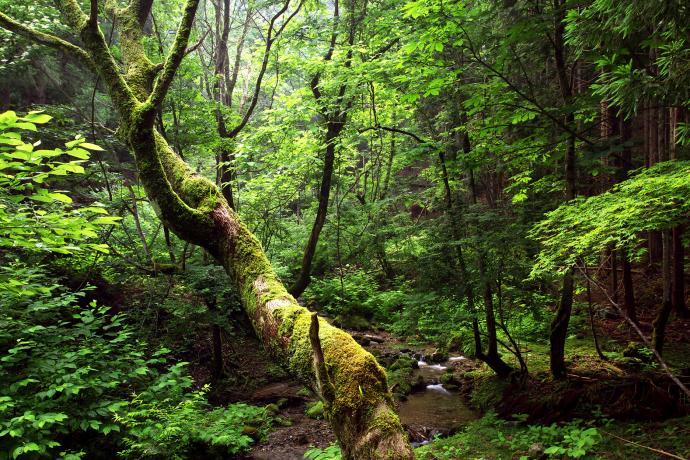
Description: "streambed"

(397, 355), (478, 444)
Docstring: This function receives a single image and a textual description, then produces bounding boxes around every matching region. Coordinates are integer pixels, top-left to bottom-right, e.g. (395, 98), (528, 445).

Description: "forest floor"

(191, 310), (690, 459)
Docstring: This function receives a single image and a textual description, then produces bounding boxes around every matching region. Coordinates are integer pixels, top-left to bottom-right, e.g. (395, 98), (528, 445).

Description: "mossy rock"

(305, 400), (325, 419)
(429, 350), (449, 363)
(387, 368), (413, 398)
(411, 374), (426, 392)
(335, 314), (371, 331)
(613, 356), (644, 370)
(264, 403), (280, 415)
(241, 425), (260, 440)
(440, 371), (459, 386)
(274, 415), (293, 427)
(622, 342), (653, 363)
(389, 355), (417, 372)
(296, 387), (313, 398)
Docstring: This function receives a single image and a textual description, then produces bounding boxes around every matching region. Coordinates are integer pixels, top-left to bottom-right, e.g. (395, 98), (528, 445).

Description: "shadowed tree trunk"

(653, 230), (674, 355)
(672, 225), (687, 318)
(289, 0), (354, 297)
(549, 0), (576, 379)
(0, 3), (413, 458)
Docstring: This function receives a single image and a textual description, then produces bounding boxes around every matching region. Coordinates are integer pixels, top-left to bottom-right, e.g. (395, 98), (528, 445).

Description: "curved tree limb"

(0, 11), (92, 66)
(148, 0), (201, 110)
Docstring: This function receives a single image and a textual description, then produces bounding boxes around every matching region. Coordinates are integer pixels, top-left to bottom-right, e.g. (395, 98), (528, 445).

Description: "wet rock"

(371, 350), (399, 368)
(351, 332), (370, 346)
(389, 355), (416, 372)
(440, 371), (459, 386)
(364, 334), (386, 343)
(411, 375), (427, 392)
(429, 350), (449, 363)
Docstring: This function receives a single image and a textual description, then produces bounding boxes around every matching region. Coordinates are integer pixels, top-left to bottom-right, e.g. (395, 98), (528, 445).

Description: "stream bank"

(229, 328), (481, 458)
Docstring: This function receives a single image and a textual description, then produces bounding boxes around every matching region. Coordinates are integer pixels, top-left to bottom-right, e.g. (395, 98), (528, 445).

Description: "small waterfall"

(426, 384), (450, 395)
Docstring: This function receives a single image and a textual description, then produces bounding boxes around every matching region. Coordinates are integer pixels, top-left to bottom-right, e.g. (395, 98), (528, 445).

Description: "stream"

(246, 334), (479, 458)
(397, 355), (478, 445)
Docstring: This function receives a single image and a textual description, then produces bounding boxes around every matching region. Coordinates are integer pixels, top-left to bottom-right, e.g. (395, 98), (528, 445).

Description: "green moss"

(388, 356), (416, 372)
(387, 368), (412, 398)
(370, 409), (403, 436)
(275, 305), (306, 339)
(306, 400), (325, 419)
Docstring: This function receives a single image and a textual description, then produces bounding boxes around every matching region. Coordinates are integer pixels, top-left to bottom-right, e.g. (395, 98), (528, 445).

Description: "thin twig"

(575, 263), (690, 400)
(600, 429), (687, 460)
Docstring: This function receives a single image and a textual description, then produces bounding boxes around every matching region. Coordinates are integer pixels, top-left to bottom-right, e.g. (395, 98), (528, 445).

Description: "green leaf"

(79, 142), (104, 151)
(23, 113), (52, 124)
(67, 148), (90, 160)
(14, 122), (37, 131)
(48, 192), (73, 204)
(92, 216), (122, 225)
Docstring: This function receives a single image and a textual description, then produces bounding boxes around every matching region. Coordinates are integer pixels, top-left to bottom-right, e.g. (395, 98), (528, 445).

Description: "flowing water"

(397, 355), (478, 444)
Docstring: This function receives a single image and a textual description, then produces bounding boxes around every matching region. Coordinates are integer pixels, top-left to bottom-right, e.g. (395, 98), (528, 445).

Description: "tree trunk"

(653, 230), (673, 355)
(549, 0), (576, 379)
(550, 269), (573, 378)
(289, 123), (340, 297)
(621, 251), (637, 325)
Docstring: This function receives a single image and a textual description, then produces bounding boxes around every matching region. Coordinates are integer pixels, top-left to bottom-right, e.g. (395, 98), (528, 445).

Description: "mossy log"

(0, 2), (414, 458)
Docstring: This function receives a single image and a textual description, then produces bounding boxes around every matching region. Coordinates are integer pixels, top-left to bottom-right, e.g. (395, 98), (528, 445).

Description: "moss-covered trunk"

(137, 130), (413, 459)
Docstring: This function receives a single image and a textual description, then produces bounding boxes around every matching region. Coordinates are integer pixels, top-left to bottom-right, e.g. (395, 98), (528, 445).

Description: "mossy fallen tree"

(0, 1), (413, 458)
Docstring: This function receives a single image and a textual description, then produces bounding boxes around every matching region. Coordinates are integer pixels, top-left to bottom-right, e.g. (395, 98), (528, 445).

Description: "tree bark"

(621, 251), (637, 325)
(672, 226), (687, 317)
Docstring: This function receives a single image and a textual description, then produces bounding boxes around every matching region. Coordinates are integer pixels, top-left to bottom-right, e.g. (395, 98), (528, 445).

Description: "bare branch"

(147, 0), (201, 110)
(575, 263), (690, 400)
(359, 125), (428, 144)
(226, 0), (305, 137)
(185, 27), (210, 55)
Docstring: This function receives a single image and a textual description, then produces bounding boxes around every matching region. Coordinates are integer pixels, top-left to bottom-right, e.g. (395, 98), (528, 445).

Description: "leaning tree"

(0, 1), (414, 458)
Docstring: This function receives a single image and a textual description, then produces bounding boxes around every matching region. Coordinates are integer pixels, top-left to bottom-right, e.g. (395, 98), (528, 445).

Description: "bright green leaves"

(531, 161), (690, 276)
(402, 0), (430, 19)
(0, 111), (119, 255)
(0, 110), (52, 132)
